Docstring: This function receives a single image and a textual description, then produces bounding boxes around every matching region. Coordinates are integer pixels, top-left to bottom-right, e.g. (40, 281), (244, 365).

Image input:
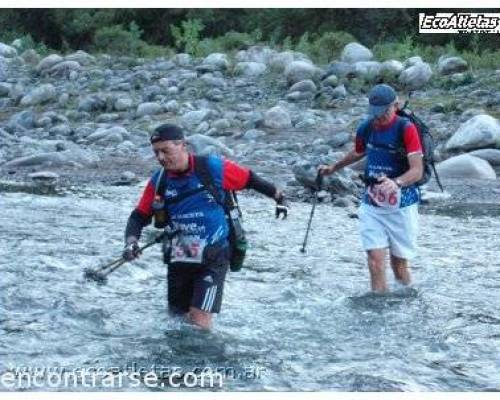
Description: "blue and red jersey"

(355, 114), (423, 208)
(135, 154), (250, 247)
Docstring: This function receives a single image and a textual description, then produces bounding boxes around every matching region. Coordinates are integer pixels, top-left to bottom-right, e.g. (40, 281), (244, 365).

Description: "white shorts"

(358, 203), (419, 260)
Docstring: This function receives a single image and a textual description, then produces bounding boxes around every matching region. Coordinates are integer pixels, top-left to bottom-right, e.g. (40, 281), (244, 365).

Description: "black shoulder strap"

(396, 116), (409, 153)
(359, 118), (373, 148)
(156, 168), (167, 198)
(193, 155), (227, 210)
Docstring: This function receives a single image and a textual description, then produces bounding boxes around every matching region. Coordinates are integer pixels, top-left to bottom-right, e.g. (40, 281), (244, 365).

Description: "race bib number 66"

(367, 185), (401, 209)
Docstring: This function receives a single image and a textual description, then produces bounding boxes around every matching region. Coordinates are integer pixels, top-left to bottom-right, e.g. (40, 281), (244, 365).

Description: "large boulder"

(234, 62), (267, 77)
(436, 154), (496, 180)
(186, 134), (234, 157)
(7, 110), (35, 132)
(268, 51), (310, 72)
(114, 97), (133, 111)
(0, 42), (17, 58)
(65, 50), (96, 66)
(263, 106), (292, 129)
(181, 109), (211, 129)
(20, 84), (57, 106)
(322, 61), (355, 80)
(136, 102), (162, 117)
(289, 79), (317, 93)
(437, 55), (468, 75)
(446, 115), (500, 152)
(284, 60), (318, 86)
(77, 95), (107, 112)
(293, 162), (358, 195)
(86, 126), (127, 145)
(45, 61), (81, 78)
(20, 49), (40, 65)
(268, 51), (295, 72)
(467, 149), (500, 166)
(404, 56), (424, 68)
(36, 54), (64, 74)
(3, 148), (100, 168)
(399, 62), (433, 90)
(173, 53), (192, 67)
(353, 61), (382, 81)
(341, 42), (373, 63)
(380, 60), (404, 79)
(202, 53), (231, 71)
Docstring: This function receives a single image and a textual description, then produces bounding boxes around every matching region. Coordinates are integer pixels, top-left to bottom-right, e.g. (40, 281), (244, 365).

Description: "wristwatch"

(395, 178), (404, 188)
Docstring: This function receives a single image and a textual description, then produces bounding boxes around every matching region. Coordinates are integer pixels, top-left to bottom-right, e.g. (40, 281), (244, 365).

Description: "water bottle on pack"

(226, 192), (247, 272)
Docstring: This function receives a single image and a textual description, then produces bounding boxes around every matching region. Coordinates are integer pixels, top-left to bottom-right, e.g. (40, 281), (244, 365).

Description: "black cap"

(150, 124), (184, 144)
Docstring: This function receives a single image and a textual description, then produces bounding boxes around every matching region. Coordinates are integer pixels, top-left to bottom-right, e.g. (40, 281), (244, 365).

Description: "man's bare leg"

(367, 249), (388, 293)
(390, 254), (411, 286)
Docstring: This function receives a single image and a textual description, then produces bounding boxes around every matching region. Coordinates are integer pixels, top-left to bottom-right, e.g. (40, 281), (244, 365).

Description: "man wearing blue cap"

(319, 84), (423, 293)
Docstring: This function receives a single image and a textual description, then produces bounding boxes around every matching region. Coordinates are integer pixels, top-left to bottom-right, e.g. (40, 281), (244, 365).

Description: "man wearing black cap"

(123, 123), (289, 329)
(319, 84), (423, 293)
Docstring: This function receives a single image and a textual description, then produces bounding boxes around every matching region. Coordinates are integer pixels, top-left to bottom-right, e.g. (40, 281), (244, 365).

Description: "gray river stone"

(20, 84), (57, 106)
(436, 154), (496, 180)
(446, 115), (500, 152)
(186, 134), (234, 157)
(468, 148), (500, 166)
(285, 61), (318, 86)
(3, 148), (100, 169)
(341, 42), (373, 63)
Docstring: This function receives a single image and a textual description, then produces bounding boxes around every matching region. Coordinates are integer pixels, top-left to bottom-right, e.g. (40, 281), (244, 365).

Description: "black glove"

(123, 239), (141, 261)
(315, 171), (324, 191)
(275, 193), (290, 219)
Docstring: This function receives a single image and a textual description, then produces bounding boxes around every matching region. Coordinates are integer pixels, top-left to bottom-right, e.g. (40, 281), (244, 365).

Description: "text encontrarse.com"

(0, 366), (225, 389)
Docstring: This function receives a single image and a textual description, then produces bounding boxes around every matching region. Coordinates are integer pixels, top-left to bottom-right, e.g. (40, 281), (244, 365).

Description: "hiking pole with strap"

(83, 232), (166, 284)
(300, 172), (323, 253)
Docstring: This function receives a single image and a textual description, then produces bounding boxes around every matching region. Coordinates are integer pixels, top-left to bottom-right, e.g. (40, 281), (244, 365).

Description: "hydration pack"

(396, 102), (444, 191)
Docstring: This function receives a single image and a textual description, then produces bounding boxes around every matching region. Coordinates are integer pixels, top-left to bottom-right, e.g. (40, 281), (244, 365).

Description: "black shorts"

(167, 245), (230, 315)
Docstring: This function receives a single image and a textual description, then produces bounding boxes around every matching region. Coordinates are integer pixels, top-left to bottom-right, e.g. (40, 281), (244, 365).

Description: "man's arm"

(222, 158), (288, 217)
(222, 159), (282, 200)
(396, 154), (423, 186)
(319, 149), (365, 175)
(124, 180), (154, 244)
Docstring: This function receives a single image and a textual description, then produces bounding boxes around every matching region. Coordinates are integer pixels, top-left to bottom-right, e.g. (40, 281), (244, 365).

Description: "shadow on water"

(347, 287), (420, 311)
(422, 202), (500, 218)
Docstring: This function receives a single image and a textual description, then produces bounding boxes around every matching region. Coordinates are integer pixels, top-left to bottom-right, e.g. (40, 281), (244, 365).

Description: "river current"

(1, 185), (499, 391)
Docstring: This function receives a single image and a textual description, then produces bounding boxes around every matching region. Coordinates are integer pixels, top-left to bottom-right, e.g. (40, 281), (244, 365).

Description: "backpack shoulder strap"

(193, 155), (227, 210)
(357, 118), (373, 147)
(395, 115), (411, 154)
(155, 168), (167, 198)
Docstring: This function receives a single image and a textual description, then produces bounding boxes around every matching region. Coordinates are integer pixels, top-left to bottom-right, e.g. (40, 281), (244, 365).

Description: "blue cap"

(368, 84), (396, 118)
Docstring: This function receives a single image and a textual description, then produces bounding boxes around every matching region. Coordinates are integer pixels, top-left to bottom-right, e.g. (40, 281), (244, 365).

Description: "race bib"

(171, 236), (206, 264)
(367, 185), (401, 209)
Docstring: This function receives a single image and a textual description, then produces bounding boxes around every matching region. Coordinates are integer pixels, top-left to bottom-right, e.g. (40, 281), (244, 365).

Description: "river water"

(1, 185), (499, 391)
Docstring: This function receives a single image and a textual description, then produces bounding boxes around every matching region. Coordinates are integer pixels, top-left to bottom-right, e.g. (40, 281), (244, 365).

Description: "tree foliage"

(0, 8), (498, 55)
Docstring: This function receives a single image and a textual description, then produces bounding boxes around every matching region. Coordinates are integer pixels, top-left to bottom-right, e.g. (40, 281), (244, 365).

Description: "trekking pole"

(300, 172), (323, 253)
(83, 232), (166, 284)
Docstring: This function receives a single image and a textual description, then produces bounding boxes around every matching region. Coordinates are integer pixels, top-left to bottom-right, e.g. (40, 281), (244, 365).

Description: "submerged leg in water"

(390, 254), (412, 286)
(367, 248), (388, 293)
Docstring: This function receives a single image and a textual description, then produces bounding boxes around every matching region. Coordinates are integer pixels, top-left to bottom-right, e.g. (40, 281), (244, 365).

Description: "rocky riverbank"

(1, 41), (500, 211)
